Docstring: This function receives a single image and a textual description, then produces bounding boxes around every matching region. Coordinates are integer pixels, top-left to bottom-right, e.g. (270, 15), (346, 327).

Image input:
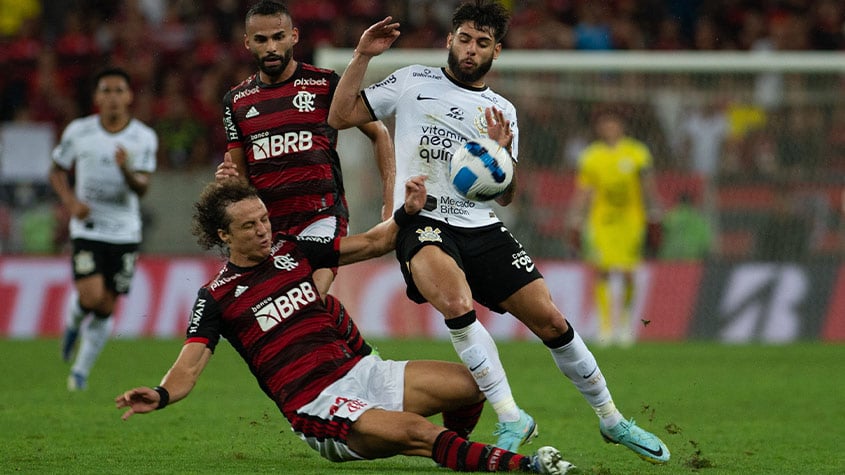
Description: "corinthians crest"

(416, 226), (442, 243)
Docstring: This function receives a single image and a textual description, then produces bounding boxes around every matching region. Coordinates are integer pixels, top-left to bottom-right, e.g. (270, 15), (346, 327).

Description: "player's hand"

(215, 152), (239, 183)
(115, 146), (129, 170)
(485, 107), (513, 151)
(355, 17), (400, 58)
(403, 175), (428, 215)
(69, 199), (90, 220)
(115, 387), (159, 420)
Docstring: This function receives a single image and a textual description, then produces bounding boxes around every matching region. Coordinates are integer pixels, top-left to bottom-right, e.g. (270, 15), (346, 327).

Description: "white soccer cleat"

(530, 446), (575, 474)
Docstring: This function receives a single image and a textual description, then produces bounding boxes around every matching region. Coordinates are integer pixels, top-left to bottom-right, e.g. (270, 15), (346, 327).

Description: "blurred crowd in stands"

(1, 0), (844, 257)
(2, 0), (843, 170)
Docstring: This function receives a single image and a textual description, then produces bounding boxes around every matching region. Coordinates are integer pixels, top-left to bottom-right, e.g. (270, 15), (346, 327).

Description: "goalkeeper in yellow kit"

(567, 109), (663, 346)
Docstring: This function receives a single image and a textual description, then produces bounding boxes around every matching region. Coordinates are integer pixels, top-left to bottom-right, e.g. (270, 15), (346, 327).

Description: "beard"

(447, 49), (493, 85)
(257, 48), (294, 79)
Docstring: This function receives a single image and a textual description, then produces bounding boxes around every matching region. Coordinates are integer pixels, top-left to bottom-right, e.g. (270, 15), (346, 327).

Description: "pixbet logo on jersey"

(252, 131), (313, 160)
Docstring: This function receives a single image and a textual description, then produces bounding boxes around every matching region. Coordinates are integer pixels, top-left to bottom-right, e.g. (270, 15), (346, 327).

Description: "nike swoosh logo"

(630, 441), (664, 457)
(416, 94), (437, 101)
(469, 361), (486, 372)
(581, 366), (597, 379)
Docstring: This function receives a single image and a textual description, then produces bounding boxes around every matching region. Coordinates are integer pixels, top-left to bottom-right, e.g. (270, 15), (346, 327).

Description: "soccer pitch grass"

(1, 339), (842, 474)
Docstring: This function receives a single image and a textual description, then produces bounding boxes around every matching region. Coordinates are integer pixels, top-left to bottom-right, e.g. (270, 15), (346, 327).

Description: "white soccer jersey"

(362, 65), (519, 228)
(52, 115), (158, 243)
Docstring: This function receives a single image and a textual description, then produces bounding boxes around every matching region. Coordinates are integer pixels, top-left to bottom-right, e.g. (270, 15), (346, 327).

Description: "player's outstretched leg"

(432, 430), (573, 473)
(548, 321), (670, 463)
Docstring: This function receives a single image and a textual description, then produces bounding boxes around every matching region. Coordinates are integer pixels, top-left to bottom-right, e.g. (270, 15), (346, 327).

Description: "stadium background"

(1, 1), (843, 341)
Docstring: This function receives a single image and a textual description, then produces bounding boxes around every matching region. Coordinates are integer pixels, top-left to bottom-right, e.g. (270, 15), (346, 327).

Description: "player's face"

(596, 115), (625, 143)
(245, 13), (299, 81)
(221, 198), (273, 266)
(93, 76), (133, 119)
(446, 22), (501, 86)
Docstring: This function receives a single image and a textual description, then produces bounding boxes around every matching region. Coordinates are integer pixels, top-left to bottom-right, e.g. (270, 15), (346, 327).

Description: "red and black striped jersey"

(222, 63), (348, 235)
(185, 232), (360, 421)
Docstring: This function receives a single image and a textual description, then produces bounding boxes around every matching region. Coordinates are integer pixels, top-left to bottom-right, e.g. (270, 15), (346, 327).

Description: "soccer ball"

(449, 137), (514, 201)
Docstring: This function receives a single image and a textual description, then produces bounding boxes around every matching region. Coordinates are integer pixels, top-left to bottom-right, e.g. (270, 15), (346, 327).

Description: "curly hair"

(192, 181), (261, 251)
(451, 0), (510, 43)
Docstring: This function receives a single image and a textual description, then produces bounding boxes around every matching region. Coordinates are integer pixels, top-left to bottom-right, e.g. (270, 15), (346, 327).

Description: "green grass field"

(1, 338), (843, 474)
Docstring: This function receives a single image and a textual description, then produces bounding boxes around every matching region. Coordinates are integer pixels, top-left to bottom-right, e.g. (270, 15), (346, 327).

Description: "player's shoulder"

(581, 141), (607, 158)
(128, 117), (156, 136)
(225, 74), (259, 97)
(67, 114), (98, 130)
(300, 62), (337, 78)
(620, 137), (650, 155)
(59, 115), (99, 139)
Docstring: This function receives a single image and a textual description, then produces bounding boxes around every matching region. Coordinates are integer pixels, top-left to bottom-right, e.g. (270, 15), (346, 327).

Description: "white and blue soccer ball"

(449, 137), (514, 201)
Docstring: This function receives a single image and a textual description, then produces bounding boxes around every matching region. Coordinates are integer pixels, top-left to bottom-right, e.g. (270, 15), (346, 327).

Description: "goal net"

(317, 48), (845, 259)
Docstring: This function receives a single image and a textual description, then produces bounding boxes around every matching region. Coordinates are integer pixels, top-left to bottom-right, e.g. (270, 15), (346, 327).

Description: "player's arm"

(115, 146), (151, 196)
(48, 163), (89, 220)
(328, 17), (400, 130)
(338, 175), (426, 265)
(357, 120), (396, 220)
(215, 148), (249, 184)
(115, 342), (212, 420)
(495, 168), (517, 206)
(486, 107), (517, 206)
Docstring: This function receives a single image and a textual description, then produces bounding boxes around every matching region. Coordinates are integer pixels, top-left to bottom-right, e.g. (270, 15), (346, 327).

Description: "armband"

(153, 386), (170, 410)
(393, 206), (413, 227)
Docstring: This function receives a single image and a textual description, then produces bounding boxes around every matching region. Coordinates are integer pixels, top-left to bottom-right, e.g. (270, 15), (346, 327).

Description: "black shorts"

(71, 239), (140, 295)
(395, 215), (542, 313)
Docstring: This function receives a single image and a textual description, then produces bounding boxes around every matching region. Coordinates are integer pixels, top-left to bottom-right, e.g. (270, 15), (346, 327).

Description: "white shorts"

(292, 355), (408, 462)
(299, 216), (341, 238)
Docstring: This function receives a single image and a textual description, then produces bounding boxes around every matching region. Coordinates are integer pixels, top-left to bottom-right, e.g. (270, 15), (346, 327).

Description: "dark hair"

(93, 67), (131, 91)
(192, 181), (261, 250)
(246, 0), (291, 23)
(451, 0), (510, 43)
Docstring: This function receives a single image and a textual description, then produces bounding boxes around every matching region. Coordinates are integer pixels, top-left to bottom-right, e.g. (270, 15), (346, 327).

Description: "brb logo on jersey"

(253, 281), (319, 331)
(252, 131), (313, 160)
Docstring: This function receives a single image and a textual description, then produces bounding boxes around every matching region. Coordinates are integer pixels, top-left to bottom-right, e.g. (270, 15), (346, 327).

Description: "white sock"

(71, 316), (113, 378)
(65, 298), (89, 329)
(549, 328), (621, 422)
(450, 320), (520, 422)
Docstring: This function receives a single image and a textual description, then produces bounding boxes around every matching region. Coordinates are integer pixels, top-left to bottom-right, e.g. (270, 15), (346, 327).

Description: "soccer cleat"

(600, 418), (670, 464)
(61, 327), (80, 362)
(530, 446), (575, 474)
(67, 372), (87, 391)
(493, 409), (538, 452)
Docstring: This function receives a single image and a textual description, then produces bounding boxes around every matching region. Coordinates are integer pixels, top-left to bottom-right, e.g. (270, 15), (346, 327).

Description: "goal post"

(317, 48), (845, 259)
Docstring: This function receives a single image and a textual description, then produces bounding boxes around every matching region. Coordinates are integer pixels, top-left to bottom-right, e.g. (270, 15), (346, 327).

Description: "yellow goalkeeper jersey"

(576, 137), (652, 269)
(577, 137), (651, 228)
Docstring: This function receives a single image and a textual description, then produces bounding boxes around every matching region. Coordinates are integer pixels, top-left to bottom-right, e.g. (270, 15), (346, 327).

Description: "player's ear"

(446, 32), (453, 49)
(292, 26), (299, 45)
(218, 228), (230, 246)
(492, 42), (502, 60)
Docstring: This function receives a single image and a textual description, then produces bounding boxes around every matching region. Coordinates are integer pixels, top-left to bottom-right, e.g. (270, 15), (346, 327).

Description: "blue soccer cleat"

(61, 327), (80, 363)
(493, 409), (538, 452)
(67, 371), (87, 391)
(530, 446), (574, 474)
(600, 418), (670, 464)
